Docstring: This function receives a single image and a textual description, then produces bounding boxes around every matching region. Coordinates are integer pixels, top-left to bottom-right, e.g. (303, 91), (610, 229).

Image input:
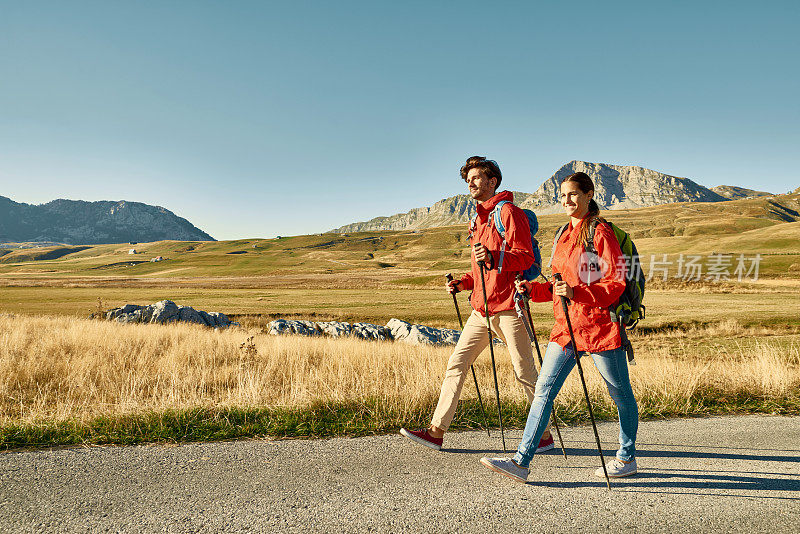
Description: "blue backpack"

(471, 200), (543, 280)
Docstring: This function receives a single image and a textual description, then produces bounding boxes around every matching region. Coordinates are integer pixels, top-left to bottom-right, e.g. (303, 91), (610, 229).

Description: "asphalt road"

(1, 415), (799, 533)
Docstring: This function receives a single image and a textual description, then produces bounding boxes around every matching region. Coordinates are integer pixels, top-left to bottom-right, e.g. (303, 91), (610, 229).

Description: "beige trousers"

(431, 309), (543, 431)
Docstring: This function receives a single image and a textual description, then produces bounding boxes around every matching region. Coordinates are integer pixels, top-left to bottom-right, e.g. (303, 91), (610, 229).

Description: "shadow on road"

(447, 443), (800, 464)
(450, 441), (800, 499)
(544, 471), (800, 497)
(637, 442), (800, 453)
(556, 444), (800, 464)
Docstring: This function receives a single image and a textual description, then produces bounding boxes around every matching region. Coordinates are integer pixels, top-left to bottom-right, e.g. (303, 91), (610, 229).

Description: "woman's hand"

(514, 279), (531, 295)
(553, 279), (574, 300)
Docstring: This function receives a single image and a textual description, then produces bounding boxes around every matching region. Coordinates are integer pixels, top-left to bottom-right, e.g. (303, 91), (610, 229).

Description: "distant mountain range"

(332, 161), (774, 233)
(0, 197), (214, 245)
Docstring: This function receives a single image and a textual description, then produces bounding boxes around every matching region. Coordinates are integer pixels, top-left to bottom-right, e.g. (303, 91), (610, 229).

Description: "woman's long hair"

(561, 172), (605, 249)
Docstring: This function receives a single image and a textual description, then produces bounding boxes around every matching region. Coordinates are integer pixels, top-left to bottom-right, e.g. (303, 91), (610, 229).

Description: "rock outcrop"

(106, 300), (232, 328)
(710, 185), (773, 200)
(268, 319), (393, 341)
(386, 318), (460, 345)
(330, 160), (733, 233)
(266, 317), (504, 346)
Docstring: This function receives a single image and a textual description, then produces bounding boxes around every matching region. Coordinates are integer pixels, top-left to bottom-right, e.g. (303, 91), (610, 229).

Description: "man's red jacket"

(458, 191), (535, 317)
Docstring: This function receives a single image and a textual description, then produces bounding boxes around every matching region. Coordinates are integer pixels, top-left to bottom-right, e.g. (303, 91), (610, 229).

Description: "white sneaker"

(480, 457), (529, 483)
(596, 458), (637, 478)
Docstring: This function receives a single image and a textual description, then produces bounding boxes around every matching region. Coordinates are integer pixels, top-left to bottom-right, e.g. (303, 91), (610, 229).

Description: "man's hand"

(553, 279), (574, 300)
(473, 243), (493, 267)
(446, 279), (462, 294)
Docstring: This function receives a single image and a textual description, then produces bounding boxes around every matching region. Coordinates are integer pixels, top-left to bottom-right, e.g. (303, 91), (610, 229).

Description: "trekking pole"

(514, 274), (568, 461)
(553, 273), (611, 490)
(478, 261), (506, 452)
(446, 273), (490, 436)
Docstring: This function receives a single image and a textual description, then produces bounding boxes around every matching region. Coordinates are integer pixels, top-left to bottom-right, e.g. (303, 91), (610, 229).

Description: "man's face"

(466, 168), (497, 202)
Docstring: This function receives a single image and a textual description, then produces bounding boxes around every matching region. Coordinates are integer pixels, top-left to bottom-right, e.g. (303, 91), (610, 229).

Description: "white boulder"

(106, 300), (232, 328)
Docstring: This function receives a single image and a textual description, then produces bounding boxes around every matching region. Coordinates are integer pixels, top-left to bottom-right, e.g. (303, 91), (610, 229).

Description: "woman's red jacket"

(529, 218), (627, 352)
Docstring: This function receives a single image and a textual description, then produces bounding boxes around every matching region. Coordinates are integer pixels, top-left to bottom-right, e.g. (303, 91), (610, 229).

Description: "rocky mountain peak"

(515, 160), (728, 215)
(332, 161), (733, 233)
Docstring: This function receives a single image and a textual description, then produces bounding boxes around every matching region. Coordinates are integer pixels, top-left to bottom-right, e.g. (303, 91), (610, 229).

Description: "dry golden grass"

(0, 314), (447, 424)
(1, 314), (798, 430)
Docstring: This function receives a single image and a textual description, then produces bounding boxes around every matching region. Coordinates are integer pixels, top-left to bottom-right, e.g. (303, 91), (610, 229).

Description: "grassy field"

(1, 314), (797, 449)
(1, 194), (799, 449)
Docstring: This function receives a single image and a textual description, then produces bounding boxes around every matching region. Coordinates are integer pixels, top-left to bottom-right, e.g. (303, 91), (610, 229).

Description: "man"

(400, 156), (553, 452)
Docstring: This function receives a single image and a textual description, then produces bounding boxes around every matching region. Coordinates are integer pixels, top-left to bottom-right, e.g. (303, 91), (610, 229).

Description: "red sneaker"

(535, 434), (555, 453)
(400, 427), (443, 451)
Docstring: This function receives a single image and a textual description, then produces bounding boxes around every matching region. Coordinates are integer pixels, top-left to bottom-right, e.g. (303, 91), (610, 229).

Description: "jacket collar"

(476, 190), (513, 219)
(569, 212), (591, 230)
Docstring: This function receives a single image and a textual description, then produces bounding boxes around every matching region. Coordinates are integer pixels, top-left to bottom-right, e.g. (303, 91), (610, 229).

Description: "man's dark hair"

(460, 156), (502, 190)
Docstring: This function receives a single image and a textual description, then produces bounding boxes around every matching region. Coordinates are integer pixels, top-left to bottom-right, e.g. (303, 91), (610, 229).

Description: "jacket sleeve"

(487, 204), (535, 271)
(459, 272), (474, 290)
(528, 281), (553, 303)
(570, 223), (626, 307)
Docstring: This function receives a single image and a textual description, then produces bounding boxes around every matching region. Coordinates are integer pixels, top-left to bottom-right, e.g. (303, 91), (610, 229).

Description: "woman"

(480, 171), (639, 483)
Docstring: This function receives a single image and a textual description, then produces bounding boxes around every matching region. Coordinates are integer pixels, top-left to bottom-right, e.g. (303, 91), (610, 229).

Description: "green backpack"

(548, 219), (646, 363)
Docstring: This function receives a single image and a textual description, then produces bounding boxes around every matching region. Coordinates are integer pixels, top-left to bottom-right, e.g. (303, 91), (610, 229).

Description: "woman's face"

(560, 180), (593, 219)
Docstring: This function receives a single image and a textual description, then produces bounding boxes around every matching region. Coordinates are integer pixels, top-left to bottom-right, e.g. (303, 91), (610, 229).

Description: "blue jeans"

(513, 342), (638, 468)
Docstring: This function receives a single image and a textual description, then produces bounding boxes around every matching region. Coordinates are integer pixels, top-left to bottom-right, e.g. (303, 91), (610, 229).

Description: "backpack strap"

(491, 200), (510, 238)
(468, 213), (478, 240)
(490, 200), (510, 273)
(546, 223), (570, 268)
(584, 218), (602, 256)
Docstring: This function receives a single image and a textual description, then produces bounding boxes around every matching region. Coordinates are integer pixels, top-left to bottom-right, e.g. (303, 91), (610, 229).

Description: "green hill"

(1, 193), (799, 283)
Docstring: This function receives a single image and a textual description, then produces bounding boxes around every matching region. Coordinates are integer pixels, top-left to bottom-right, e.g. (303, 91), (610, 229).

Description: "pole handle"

(445, 273), (464, 328)
(446, 272), (455, 290)
(446, 272), (461, 295)
(553, 273), (571, 308)
(515, 273), (530, 299)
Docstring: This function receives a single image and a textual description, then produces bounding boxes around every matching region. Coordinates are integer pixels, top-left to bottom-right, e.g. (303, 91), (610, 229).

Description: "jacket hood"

(476, 190), (514, 217)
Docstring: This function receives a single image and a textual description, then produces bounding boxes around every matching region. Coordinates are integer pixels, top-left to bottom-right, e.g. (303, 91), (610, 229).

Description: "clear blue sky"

(1, 1), (798, 240)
